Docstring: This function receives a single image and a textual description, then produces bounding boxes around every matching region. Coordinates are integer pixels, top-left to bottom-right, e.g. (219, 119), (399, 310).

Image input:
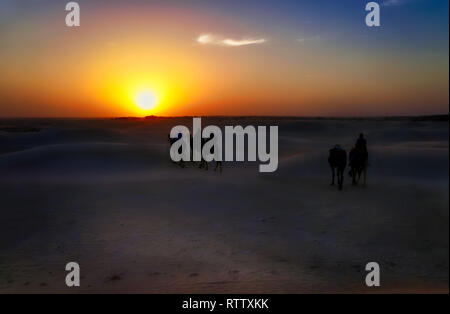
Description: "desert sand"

(0, 117), (448, 293)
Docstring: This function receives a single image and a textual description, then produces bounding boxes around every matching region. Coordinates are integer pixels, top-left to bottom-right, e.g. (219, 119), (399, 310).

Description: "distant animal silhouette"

(348, 133), (369, 186)
(349, 147), (368, 186)
(198, 136), (222, 172)
(328, 145), (347, 190)
(168, 133), (185, 168)
(198, 137), (208, 170)
(214, 160), (222, 173)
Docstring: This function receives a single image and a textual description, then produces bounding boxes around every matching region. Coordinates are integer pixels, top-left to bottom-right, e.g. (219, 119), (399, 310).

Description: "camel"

(198, 137), (222, 172)
(328, 145), (347, 190)
(349, 147), (368, 186)
(168, 133), (222, 171)
(168, 134), (185, 168)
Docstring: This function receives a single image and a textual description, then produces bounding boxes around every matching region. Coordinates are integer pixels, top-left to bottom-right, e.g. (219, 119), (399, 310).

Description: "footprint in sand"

(107, 274), (122, 282)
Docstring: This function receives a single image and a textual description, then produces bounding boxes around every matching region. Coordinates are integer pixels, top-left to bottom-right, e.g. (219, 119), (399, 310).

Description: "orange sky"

(0, 1), (448, 117)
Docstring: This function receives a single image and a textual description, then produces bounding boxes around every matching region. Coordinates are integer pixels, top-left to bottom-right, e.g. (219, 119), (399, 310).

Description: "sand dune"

(0, 117), (448, 293)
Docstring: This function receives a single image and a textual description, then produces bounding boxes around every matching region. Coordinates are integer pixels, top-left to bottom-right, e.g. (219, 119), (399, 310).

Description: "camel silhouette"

(328, 145), (347, 190)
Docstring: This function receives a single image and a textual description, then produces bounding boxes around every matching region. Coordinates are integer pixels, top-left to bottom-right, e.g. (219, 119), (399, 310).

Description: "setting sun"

(136, 90), (158, 111)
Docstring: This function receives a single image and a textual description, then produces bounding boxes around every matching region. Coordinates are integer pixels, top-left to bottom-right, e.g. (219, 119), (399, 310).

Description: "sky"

(0, 0), (448, 117)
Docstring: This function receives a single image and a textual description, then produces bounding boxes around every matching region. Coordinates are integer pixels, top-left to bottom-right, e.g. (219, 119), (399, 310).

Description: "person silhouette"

(355, 133), (367, 153)
(349, 133), (369, 185)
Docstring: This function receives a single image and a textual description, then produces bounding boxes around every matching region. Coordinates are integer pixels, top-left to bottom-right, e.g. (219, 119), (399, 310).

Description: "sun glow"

(136, 90), (159, 111)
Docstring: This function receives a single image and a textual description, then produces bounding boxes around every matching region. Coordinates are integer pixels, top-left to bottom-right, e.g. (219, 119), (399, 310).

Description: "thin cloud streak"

(197, 34), (267, 47)
(382, 0), (411, 7)
(296, 35), (321, 43)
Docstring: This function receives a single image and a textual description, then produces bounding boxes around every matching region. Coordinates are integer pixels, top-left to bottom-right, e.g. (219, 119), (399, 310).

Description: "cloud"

(197, 34), (267, 47)
(296, 35), (321, 44)
(382, 0), (410, 6)
(222, 38), (267, 46)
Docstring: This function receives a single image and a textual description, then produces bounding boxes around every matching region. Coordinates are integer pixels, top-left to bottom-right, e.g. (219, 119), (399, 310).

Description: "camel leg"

(352, 168), (357, 185)
(330, 167), (335, 186)
(214, 161), (222, 173)
(363, 168), (367, 186)
(356, 170), (360, 184)
(338, 168), (344, 190)
(338, 172), (341, 188)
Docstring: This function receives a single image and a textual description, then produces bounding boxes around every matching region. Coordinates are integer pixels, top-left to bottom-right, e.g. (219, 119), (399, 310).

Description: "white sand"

(0, 117), (448, 293)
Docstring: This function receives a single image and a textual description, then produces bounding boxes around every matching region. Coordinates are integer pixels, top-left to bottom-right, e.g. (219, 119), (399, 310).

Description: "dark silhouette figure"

(328, 145), (347, 190)
(349, 134), (369, 186)
(214, 159), (223, 173)
(168, 133), (185, 168)
(168, 132), (222, 172)
(190, 134), (195, 165)
(198, 137), (209, 170)
(355, 133), (368, 153)
(198, 136), (223, 172)
(209, 135), (222, 173)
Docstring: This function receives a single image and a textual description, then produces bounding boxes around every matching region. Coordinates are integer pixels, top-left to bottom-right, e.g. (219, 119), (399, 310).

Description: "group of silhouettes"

(328, 133), (369, 190)
(168, 133), (223, 172)
(168, 132), (369, 183)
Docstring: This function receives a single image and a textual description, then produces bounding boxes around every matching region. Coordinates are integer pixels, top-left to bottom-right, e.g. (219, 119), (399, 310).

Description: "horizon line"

(0, 113), (448, 120)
